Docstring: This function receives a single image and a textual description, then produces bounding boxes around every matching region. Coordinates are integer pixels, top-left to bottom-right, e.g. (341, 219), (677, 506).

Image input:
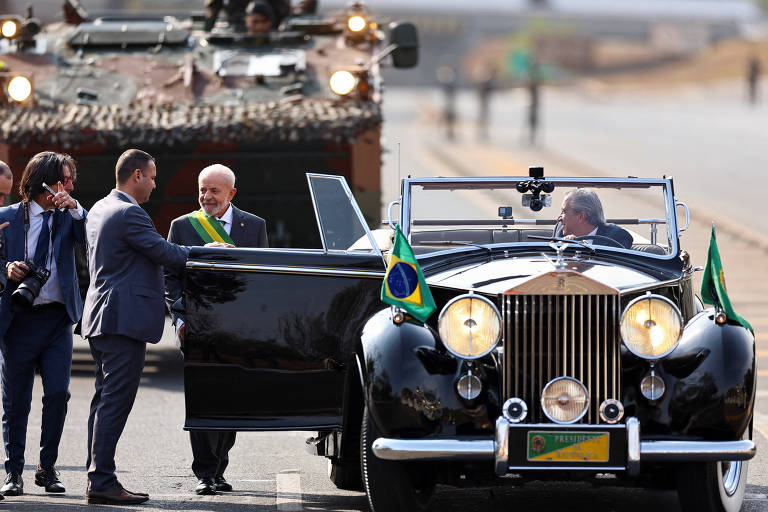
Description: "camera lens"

(10, 264), (48, 312)
(11, 284), (36, 310)
(515, 181), (529, 193)
(530, 199), (543, 211)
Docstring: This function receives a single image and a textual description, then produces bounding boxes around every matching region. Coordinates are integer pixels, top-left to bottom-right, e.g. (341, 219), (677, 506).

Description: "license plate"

(527, 431), (610, 462)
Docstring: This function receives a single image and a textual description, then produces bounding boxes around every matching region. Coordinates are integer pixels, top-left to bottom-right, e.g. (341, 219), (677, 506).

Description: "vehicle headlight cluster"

(1, 19), (18, 38)
(329, 70), (357, 96)
(347, 15), (367, 33)
(620, 294), (682, 359)
(7, 75), (31, 102)
(438, 294), (501, 359)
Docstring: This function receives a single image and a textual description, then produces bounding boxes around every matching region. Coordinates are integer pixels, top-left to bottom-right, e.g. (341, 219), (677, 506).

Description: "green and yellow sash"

(187, 210), (235, 246)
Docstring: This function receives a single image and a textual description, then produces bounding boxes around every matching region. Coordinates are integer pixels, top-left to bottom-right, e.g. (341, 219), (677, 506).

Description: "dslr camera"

(11, 262), (51, 311)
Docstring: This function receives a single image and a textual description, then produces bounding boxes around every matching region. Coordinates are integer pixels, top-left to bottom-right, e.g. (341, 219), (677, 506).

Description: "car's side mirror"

(388, 22), (418, 69)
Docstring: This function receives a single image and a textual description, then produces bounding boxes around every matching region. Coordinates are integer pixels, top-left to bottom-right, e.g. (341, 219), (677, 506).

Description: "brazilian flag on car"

(700, 226), (753, 333)
(381, 226), (436, 323)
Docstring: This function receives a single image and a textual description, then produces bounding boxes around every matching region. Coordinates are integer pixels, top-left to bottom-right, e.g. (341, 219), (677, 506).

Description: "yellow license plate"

(527, 431), (610, 462)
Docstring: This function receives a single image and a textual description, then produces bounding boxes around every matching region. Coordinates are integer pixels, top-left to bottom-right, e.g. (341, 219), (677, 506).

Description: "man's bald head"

(198, 164), (237, 217)
(0, 161), (13, 206)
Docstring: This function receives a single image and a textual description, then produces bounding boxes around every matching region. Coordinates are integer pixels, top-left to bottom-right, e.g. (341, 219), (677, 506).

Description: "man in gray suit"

(80, 149), (194, 505)
(164, 163), (267, 496)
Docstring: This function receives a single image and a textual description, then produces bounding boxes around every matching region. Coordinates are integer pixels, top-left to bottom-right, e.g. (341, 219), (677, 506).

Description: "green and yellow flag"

(187, 210), (235, 246)
(381, 226), (436, 323)
(700, 226), (752, 333)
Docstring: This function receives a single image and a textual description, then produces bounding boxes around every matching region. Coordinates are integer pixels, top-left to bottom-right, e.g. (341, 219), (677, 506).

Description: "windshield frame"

(399, 176), (679, 260)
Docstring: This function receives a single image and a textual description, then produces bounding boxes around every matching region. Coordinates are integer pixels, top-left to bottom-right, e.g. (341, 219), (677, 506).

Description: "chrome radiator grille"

(502, 295), (621, 424)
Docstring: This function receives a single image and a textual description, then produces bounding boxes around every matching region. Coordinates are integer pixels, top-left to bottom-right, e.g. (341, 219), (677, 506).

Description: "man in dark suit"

(0, 152), (86, 497)
(80, 149), (192, 505)
(557, 188), (633, 249)
(165, 163), (267, 496)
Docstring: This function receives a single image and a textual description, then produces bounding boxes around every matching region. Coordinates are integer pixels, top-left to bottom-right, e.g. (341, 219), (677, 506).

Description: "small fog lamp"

(456, 373), (482, 400)
(8, 75), (32, 102)
(541, 377), (589, 424)
(640, 372), (665, 401)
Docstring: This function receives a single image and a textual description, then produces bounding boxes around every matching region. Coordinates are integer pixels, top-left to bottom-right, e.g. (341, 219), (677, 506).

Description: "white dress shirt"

(216, 203), (234, 235)
(28, 199), (85, 306)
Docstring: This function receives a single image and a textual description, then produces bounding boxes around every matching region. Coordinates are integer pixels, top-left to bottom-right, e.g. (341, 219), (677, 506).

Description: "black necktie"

(33, 210), (52, 268)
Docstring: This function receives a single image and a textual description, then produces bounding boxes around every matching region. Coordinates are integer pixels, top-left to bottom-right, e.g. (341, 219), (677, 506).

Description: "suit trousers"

(86, 333), (146, 492)
(0, 303), (72, 474)
(190, 431), (237, 479)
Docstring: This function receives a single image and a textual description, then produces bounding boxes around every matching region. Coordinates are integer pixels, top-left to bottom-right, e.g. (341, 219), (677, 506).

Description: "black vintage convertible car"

(182, 171), (755, 512)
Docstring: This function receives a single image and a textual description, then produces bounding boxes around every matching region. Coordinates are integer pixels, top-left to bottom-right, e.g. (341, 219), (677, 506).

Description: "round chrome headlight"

(541, 377), (589, 424)
(347, 15), (367, 32)
(437, 294), (501, 359)
(7, 76), (32, 102)
(329, 70), (356, 96)
(620, 294), (682, 359)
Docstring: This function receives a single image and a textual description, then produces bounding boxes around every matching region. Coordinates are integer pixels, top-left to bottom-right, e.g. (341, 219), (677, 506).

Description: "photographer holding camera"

(0, 152), (86, 497)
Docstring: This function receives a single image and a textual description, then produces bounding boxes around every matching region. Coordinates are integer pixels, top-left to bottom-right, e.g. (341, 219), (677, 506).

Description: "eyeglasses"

(61, 176), (76, 186)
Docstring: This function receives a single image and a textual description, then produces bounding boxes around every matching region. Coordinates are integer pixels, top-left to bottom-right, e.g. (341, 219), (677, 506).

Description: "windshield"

(403, 178), (676, 257)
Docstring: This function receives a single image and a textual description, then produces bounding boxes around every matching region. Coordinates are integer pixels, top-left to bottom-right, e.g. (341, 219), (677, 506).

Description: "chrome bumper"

(371, 416), (756, 475)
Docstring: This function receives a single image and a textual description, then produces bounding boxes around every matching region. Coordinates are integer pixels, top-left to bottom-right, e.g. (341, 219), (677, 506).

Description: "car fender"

(630, 310), (755, 440)
(357, 308), (498, 439)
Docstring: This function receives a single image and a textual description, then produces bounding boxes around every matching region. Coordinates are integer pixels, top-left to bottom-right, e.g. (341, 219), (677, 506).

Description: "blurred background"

(1, 0), (766, 266)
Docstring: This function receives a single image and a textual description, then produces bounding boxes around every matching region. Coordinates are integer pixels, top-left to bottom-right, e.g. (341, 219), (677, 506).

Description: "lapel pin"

(240, 222), (244, 227)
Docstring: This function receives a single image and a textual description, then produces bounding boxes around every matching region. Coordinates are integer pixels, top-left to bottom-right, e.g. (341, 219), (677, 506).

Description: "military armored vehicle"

(0, 1), (418, 247)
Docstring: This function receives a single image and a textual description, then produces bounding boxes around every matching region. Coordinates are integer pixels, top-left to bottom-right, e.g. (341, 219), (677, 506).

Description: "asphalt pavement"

(2, 81), (767, 510)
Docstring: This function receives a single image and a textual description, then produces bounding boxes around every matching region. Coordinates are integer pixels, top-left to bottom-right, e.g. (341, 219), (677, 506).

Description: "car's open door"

(183, 174), (386, 431)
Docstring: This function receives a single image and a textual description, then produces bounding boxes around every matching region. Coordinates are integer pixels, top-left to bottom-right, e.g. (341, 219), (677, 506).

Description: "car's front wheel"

(677, 458), (748, 512)
(360, 406), (436, 512)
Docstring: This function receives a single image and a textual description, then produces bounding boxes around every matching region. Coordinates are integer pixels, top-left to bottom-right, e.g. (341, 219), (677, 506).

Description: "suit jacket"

(0, 202), (86, 338)
(81, 190), (189, 344)
(596, 223), (633, 249)
(164, 204), (267, 324)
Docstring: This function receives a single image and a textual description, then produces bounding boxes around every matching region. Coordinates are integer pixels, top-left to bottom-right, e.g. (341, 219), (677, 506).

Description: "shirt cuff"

(69, 201), (84, 220)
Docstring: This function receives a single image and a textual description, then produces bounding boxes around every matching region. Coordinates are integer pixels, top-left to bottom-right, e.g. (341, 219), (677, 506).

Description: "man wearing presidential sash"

(164, 163), (267, 496)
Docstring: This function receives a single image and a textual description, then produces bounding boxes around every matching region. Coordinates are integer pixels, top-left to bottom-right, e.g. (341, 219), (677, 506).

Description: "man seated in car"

(557, 188), (633, 249)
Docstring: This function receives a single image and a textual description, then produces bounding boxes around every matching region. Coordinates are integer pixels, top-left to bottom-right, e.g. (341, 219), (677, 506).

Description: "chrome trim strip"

(507, 466), (627, 471)
(372, 438), (494, 462)
(495, 417), (510, 476)
(640, 440), (756, 462)
(619, 278), (683, 295)
(186, 262), (385, 278)
(627, 417), (640, 476)
(587, 297), (592, 423)
(305, 174), (328, 253)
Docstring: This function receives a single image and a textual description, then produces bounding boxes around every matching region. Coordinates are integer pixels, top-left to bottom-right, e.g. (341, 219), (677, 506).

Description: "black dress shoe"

(214, 476), (233, 492)
(1, 473), (22, 496)
(195, 477), (217, 495)
(35, 465), (65, 493)
(86, 483), (149, 505)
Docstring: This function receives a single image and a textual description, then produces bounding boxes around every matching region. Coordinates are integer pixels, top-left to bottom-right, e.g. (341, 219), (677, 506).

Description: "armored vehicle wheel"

(676, 459), (748, 512)
(328, 457), (363, 491)
(361, 406), (435, 512)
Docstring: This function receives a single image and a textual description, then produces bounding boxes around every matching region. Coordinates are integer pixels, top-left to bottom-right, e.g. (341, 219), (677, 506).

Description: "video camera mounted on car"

(516, 166), (554, 212)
